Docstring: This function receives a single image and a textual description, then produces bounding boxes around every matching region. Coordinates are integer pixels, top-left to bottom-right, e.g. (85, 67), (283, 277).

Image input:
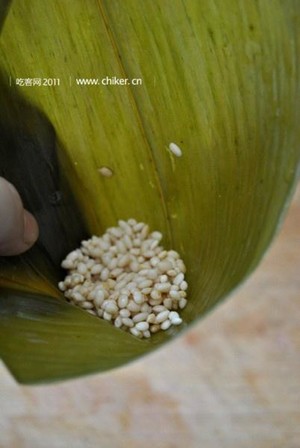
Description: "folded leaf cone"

(0, 0), (299, 384)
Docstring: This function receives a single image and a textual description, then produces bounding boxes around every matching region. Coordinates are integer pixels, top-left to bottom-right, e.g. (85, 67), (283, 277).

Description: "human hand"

(0, 177), (39, 255)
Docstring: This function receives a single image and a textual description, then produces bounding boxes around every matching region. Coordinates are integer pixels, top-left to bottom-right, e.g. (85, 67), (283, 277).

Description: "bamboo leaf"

(0, 289), (151, 384)
(0, 0), (299, 383)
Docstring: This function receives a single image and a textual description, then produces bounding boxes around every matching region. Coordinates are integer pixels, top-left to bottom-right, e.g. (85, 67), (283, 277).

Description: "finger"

(0, 177), (39, 256)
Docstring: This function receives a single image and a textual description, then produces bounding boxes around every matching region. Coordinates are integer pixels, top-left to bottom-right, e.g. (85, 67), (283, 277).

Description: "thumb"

(0, 177), (39, 256)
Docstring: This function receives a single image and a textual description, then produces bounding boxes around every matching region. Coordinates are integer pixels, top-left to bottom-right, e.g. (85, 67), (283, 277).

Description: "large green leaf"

(0, 0), (299, 383)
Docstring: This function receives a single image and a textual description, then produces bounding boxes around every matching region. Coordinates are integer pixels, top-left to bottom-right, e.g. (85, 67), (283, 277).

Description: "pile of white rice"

(59, 219), (188, 339)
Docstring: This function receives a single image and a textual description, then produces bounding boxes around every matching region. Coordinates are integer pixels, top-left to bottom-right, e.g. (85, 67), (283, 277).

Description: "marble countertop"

(0, 185), (299, 448)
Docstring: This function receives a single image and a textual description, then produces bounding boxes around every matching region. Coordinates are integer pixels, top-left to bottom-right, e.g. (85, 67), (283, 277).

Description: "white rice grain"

(168, 142), (182, 157)
(98, 166), (113, 177)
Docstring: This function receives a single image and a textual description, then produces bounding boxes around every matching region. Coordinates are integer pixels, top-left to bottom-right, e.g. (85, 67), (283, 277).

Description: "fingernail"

(23, 210), (39, 246)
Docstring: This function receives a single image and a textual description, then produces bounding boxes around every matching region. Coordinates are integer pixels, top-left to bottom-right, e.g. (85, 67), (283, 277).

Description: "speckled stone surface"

(0, 185), (299, 448)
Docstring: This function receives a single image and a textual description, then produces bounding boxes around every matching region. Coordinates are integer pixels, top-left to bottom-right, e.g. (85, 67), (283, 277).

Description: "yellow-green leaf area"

(0, 0), (299, 383)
